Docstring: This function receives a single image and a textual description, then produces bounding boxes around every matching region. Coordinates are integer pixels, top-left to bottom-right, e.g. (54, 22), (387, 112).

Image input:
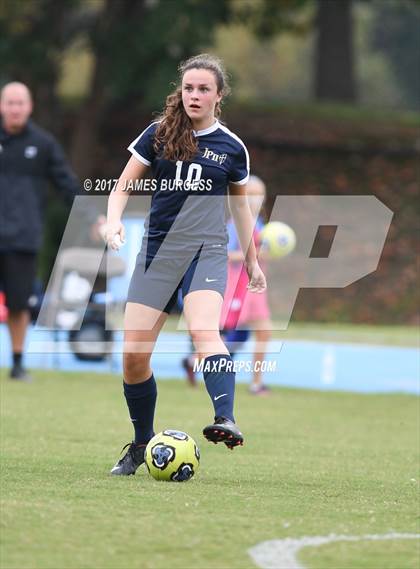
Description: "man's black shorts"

(0, 252), (37, 311)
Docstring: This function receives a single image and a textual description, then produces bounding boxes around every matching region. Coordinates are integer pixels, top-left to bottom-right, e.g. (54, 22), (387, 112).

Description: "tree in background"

(0, 0), (84, 130)
(314, 0), (356, 102)
(2, 0), (418, 174)
(0, 0), (232, 177)
(222, 0), (357, 104)
(369, 0), (420, 110)
(69, 0), (233, 177)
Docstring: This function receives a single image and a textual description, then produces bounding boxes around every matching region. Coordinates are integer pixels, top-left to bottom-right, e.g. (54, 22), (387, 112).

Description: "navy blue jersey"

(128, 120), (249, 250)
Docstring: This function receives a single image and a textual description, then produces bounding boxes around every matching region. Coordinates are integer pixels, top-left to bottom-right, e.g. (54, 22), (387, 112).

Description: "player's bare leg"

(184, 290), (243, 449)
(184, 290), (228, 359)
(249, 319), (272, 395)
(111, 303), (167, 475)
(123, 302), (168, 383)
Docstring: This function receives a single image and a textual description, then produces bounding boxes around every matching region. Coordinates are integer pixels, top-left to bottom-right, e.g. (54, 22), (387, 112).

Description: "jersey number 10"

(175, 161), (202, 184)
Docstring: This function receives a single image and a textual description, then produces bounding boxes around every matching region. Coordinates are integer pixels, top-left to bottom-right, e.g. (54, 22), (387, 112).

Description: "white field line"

(248, 532), (420, 569)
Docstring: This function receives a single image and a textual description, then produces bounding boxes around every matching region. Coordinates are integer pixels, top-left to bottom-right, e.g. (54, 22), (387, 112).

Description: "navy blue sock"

(13, 352), (23, 367)
(203, 354), (235, 422)
(223, 329), (250, 358)
(123, 375), (157, 444)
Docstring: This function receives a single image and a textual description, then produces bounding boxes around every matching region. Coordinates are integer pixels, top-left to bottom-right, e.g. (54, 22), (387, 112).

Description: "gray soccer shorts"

(127, 242), (227, 313)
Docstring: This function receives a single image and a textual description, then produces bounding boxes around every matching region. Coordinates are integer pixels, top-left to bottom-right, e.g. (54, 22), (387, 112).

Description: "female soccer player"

(106, 54), (266, 475)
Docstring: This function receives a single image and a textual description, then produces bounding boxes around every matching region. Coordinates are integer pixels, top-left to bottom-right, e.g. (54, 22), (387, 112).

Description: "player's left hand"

(246, 261), (267, 293)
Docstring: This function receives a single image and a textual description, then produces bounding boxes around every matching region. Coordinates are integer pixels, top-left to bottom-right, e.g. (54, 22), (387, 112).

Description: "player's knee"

(123, 351), (151, 381)
(190, 328), (215, 344)
(189, 329), (220, 352)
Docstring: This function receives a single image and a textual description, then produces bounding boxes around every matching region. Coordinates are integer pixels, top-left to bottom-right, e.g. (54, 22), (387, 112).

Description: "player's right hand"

(246, 260), (267, 293)
(104, 220), (125, 250)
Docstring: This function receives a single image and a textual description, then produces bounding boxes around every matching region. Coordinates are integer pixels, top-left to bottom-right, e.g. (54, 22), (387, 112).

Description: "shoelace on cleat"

(119, 443), (132, 455)
(117, 442), (145, 464)
(116, 443), (133, 465)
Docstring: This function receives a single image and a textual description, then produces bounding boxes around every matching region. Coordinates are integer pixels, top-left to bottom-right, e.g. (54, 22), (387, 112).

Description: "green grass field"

(1, 370), (419, 569)
(163, 319), (420, 347)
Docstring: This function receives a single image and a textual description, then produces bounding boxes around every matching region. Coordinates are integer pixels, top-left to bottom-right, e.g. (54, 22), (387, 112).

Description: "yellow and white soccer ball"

(144, 430), (200, 482)
(260, 221), (296, 258)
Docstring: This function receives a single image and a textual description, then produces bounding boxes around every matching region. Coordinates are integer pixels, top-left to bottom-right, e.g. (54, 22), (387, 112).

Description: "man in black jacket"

(0, 81), (101, 381)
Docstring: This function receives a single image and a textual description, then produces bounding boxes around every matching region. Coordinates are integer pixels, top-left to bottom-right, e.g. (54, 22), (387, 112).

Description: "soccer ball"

(259, 221), (296, 258)
(144, 430), (200, 482)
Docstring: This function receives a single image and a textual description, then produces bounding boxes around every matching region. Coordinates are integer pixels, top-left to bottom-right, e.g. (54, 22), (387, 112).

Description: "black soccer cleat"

(203, 416), (244, 450)
(9, 365), (33, 382)
(110, 442), (146, 475)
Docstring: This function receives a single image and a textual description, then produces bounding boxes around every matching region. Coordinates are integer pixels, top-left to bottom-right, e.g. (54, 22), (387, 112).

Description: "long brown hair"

(153, 54), (230, 162)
